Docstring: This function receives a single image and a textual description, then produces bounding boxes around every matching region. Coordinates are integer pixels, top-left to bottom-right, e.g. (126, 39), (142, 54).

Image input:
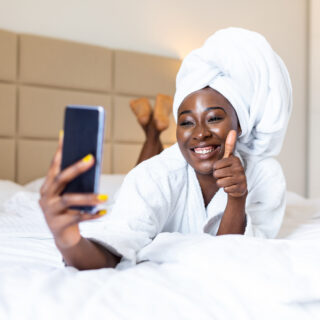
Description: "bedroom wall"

(309, 0), (320, 198)
(0, 0), (309, 196)
(0, 0), (307, 59)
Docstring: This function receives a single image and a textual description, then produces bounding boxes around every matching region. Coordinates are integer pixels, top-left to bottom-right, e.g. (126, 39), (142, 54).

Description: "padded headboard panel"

(0, 29), (181, 184)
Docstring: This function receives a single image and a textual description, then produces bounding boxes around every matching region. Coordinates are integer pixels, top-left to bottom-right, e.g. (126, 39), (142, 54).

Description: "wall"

(0, 0), (307, 58)
(0, 0), (309, 195)
(309, 0), (320, 197)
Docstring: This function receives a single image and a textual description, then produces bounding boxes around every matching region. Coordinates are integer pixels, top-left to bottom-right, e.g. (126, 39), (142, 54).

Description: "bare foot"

(130, 98), (152, 126)
(153, 94), (173, 131)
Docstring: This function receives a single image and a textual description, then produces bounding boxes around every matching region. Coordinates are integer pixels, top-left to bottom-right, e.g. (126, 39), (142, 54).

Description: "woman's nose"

(193, 124), (211, 140)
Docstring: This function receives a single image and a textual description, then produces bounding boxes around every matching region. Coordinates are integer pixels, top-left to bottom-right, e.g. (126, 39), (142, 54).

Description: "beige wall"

(0, 0), (310, 195)
(309, 0), (320, 197)
(0, 30), (180, 184)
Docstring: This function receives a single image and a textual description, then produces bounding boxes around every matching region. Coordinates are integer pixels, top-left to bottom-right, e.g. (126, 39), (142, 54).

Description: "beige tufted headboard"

(0, 29), (181, 184)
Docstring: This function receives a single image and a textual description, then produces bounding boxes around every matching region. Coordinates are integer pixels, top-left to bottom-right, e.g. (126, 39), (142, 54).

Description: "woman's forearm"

(217, 195), (247, 235)
(56, 236), (121, 270)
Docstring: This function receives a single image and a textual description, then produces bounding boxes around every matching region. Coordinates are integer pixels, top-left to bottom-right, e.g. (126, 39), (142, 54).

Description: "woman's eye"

(180, 121), (194, 127)
(208, 116), (222, 123)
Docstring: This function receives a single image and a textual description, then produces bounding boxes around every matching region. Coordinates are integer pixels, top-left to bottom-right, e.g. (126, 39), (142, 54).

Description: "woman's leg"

(136, 115), (163, 164)
(130, 94), (172, 165)
(153, 94), (173, 132)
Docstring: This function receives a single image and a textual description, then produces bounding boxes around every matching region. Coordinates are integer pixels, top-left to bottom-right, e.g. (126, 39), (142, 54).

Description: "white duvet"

(0, 177), (320, 320)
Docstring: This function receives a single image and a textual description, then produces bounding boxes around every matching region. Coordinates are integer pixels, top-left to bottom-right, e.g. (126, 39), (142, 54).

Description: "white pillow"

(278, 191), (320, 240)
(0, 180), (25, 204)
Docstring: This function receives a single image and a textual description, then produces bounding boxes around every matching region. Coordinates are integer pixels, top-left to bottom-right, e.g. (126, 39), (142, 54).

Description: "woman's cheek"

(177, 129), (191, 144)
(214, 120), (236, 137)
(211, 125), (229, 138)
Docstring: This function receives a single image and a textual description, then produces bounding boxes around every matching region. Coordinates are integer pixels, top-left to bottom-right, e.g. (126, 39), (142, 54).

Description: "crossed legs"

(130, 94), (173, 165)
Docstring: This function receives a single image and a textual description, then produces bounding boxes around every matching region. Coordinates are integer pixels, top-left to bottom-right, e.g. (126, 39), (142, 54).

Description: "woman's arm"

(57, 236), (120, 270)
(216, 194), (247, 235)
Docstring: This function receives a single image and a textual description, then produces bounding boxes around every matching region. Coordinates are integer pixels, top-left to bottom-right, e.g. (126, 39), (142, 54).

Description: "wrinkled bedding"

(0, 176), (319, 320)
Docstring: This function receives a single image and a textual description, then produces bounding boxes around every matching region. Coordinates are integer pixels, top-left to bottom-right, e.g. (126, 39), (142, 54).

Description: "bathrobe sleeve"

(244, 157), (286, 238)
(88, 165), (173, 263)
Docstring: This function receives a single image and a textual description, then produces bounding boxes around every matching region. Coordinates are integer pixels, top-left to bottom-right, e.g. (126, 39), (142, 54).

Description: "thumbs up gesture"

(213, 130), (247, 198)
(223, 130), (237, 158)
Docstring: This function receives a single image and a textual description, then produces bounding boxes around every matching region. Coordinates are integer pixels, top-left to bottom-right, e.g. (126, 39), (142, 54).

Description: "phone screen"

(61, 106), (105, 211)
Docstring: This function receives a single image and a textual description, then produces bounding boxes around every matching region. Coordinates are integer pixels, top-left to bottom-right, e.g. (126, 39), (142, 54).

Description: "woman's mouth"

(191, 145), (221, 159)
(194, 146), (214, 154)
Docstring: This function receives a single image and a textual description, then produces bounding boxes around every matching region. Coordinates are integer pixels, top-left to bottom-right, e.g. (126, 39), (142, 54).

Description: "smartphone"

(61, 105), (105, 213)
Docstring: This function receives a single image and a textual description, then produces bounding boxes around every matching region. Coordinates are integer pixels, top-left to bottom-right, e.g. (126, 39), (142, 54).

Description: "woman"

(39, 27), (292, 270)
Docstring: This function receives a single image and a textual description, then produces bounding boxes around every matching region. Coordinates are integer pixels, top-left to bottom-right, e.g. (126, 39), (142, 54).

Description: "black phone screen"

(61, 106), (103, 200)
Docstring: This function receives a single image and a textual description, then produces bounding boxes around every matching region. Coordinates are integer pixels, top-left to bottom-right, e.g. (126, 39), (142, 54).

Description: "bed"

(1, 29), (320, 319)
(0, 176), (320, 319)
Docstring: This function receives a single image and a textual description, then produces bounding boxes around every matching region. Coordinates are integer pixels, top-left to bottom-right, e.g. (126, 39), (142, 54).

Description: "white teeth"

(194, 148), (213, 154)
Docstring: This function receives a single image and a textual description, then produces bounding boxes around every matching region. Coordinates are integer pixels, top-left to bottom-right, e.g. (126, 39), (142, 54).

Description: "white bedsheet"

(0, 177), (319, 319)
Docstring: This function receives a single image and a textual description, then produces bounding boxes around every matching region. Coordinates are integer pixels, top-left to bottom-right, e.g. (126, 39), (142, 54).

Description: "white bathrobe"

(92, 28), (291, 262)
(92, 143), (285, 262)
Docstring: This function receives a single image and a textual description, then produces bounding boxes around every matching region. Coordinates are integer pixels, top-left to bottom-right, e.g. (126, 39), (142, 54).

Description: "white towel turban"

(173, 27), (292, 158)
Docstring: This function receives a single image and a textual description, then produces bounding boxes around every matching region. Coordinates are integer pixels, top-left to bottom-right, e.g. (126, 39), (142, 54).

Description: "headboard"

(0, 29), (181, 184)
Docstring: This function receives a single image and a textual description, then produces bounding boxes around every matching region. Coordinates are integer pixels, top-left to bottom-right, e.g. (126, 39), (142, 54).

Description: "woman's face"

(176, 87), (240, 176)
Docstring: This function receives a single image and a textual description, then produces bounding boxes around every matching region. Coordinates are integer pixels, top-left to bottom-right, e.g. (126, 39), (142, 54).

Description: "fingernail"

(59, 129), (64, 139)
(98, 209), (107, 216)
(82, 154), (93, 163)
(97, 194), (108, 202)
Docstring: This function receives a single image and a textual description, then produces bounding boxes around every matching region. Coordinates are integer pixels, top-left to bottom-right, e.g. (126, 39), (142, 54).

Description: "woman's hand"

(39, 132), (108, 249)
(213, 130), (247, 198)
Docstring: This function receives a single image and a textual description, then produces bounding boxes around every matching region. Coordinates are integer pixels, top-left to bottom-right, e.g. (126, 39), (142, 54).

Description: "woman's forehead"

(178, 87), (235, 114)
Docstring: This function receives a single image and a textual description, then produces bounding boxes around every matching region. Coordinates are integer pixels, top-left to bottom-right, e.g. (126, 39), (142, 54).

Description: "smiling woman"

(39, 27), (292, 270)
(176, 87), (246, 211)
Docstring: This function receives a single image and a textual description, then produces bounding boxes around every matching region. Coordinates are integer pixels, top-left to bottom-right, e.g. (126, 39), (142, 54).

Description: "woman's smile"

(190, 144), (221, 159)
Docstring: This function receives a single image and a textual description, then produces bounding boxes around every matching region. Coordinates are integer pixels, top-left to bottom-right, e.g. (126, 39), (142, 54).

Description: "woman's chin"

(194, 164), (214, 176)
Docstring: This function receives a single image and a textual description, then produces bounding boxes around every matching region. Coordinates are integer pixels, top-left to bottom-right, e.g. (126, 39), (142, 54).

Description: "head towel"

(173, 27), (292, 158)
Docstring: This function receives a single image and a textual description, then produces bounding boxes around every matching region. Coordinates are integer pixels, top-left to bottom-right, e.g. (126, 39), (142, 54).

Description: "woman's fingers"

(213, 152), (247, 198)
(213, 167), (233, 179)
(60, 209), (104, 225)
(214, 156), (242, 175)
(213, 157), (233, 170)
(58, 210), (106, 231)
(79, 211), (107, 222)
(216, 177), (238, 188)
(53, 129), (64, 176)
(50, 154), (95, 196)
(223, 130), (237, 158)
(52, 193), (108, 212)
(40, 130), (64, 196)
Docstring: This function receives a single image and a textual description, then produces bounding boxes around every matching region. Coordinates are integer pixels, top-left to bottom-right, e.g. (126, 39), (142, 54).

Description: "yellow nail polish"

(82, 154), (93, 162)
(97, 194), (108, 202)
(59, 129), (64, 139)
(98, 209), (107, 216)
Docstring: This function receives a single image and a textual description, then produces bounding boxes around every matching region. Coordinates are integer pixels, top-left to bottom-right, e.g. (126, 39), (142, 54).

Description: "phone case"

(61, 105), (105, 213)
